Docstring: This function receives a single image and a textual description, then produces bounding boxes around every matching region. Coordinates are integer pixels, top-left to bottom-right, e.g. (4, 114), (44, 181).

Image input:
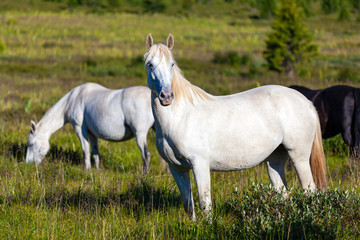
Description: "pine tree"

(263, 0), (317, 76)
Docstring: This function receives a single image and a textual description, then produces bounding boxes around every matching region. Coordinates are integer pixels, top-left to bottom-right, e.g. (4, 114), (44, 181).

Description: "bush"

(336, 67), (359, 82)
(321, 0), (339, 14)
(296, 0), (313, 17)
(213, 51), (252, 66)
(258, 0), (277, 18)
(142, 0), (168, 13)
(323, 134), (349, 157)
(0, 39), (6, 54)
(227, 183), (360, 239)
(338, 0), (351, 21)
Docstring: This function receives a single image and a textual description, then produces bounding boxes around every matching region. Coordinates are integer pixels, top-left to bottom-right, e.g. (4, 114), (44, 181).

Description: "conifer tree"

(263, 0), (317, 76)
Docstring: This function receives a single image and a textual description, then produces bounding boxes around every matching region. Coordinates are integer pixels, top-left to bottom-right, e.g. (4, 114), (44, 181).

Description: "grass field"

(1, 2), (360, 239)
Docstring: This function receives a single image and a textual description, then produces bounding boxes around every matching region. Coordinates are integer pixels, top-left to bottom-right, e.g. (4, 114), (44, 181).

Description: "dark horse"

(289, 85), (360, 158)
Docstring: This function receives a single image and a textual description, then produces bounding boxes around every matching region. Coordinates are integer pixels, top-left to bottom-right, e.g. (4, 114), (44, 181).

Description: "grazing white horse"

(144, 33), (327, 220)
(26, 82), (155, 173)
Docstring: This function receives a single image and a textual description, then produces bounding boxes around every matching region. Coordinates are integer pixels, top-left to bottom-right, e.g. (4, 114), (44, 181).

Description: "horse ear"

(167, 33), (174, 50)
(30, 120), (36, 133)
(146, 33), (153, 49)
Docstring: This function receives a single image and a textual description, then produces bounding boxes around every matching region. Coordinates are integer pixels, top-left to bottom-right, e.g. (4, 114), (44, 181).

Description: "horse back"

(288, 85), (320, 101)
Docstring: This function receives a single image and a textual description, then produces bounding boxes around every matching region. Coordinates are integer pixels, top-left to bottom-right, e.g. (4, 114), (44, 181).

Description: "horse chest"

(156, 132), (193, 168)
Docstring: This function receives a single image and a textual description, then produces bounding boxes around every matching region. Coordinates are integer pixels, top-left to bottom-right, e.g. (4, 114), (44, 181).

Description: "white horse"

(144, 33), (327, 220)
(26, 82), (155, 173)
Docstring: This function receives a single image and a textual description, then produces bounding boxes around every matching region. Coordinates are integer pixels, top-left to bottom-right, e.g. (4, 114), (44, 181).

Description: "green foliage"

(323, 134), (349, 157)
(228, 183), (360, 238)
(296, 0), (313, 17)
(46, 0), (122, 8)
(257, 0), (277, 18)
(142, 0), (168, 13)
(338, 0), (351, 21)
(336, 67), (360, 82)
(24, 99), (32, 114)
(182, 0), (193, 10)
(213, 51), (252, 66)
(263, 0), (317, 76)
(350, 0), (360, 9)
(0, 40), (5, 54)
(321, 0), (339, 14)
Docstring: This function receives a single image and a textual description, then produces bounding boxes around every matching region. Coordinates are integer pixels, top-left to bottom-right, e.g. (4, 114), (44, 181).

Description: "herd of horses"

(25, 34), (359, 220)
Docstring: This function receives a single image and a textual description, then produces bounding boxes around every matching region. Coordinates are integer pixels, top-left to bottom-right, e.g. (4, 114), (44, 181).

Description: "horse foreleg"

(192, 162), (212, 220)
(74, 125), (91, 170)
(135, 132), (151, 175)
(169, 164), (196, 221)
(89, 133), (100, 169)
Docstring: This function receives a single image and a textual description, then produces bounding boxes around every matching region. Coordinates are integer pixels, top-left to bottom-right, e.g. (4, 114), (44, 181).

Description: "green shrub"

(338, 0), (351, 21)
(227, 183), (360, 239)
(323, 134), (349, 157)
(0, 39), (5, 54)
(258, 0), (277, 18)
(336, 67), (359, 82)
(142, 0), (168, 13)
(213, 51), (252, 66)
(321, 0), (339, 14)
(248, 62), (259, 79)
(350, 0), (360, 9)
(296, 0), (313, 17)
(182, 0), (193, 10)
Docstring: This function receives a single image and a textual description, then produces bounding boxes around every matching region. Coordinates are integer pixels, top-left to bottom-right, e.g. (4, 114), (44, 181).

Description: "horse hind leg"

(266, 145), (289, 194)
(74, 125), (91, 170)
(287, 147), (316, 192)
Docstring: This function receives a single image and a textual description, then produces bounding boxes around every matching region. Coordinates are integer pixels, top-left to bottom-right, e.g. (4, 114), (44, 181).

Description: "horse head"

(26, 120), (49, 164)
(145, 33), (175, 106)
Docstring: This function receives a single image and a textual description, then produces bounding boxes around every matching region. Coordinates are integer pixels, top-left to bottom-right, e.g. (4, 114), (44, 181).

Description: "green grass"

(1, 4), (360, 239)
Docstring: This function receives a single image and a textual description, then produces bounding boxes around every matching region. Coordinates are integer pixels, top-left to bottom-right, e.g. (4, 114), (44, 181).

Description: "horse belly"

(194, 111), (282, 171)
(208, 136), (281, 171)
(85, 114), (133, 141)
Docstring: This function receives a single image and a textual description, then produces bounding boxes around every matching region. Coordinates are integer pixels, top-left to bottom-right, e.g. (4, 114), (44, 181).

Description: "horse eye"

(171, 63), (174, 67)
(148, 63), (153, 68)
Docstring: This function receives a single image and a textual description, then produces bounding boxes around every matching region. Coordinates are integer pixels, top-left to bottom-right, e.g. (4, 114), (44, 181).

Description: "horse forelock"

(144, 44), (212, 105)
(144, 44), (172, 65)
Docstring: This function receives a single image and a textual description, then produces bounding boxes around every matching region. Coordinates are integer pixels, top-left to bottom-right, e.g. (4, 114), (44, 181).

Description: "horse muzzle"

(158, 89), (174, 106)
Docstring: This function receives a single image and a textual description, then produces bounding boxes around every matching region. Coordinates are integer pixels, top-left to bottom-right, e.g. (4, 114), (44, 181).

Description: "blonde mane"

(144, 44), (212, 104)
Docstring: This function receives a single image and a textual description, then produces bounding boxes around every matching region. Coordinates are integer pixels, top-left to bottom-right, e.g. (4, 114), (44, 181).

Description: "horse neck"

(151, 91), (183, 130)
(36, 93), (69, 139)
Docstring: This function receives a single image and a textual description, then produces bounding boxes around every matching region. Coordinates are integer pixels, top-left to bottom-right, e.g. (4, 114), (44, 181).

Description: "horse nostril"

(159, 91), (166, 99)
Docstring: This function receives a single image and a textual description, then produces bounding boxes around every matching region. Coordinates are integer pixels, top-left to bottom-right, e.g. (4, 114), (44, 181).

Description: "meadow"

(1, 1), (360, 239)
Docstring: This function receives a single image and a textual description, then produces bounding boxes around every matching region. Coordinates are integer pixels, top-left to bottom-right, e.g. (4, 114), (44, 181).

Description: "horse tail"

(310, 113), (327, 192)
